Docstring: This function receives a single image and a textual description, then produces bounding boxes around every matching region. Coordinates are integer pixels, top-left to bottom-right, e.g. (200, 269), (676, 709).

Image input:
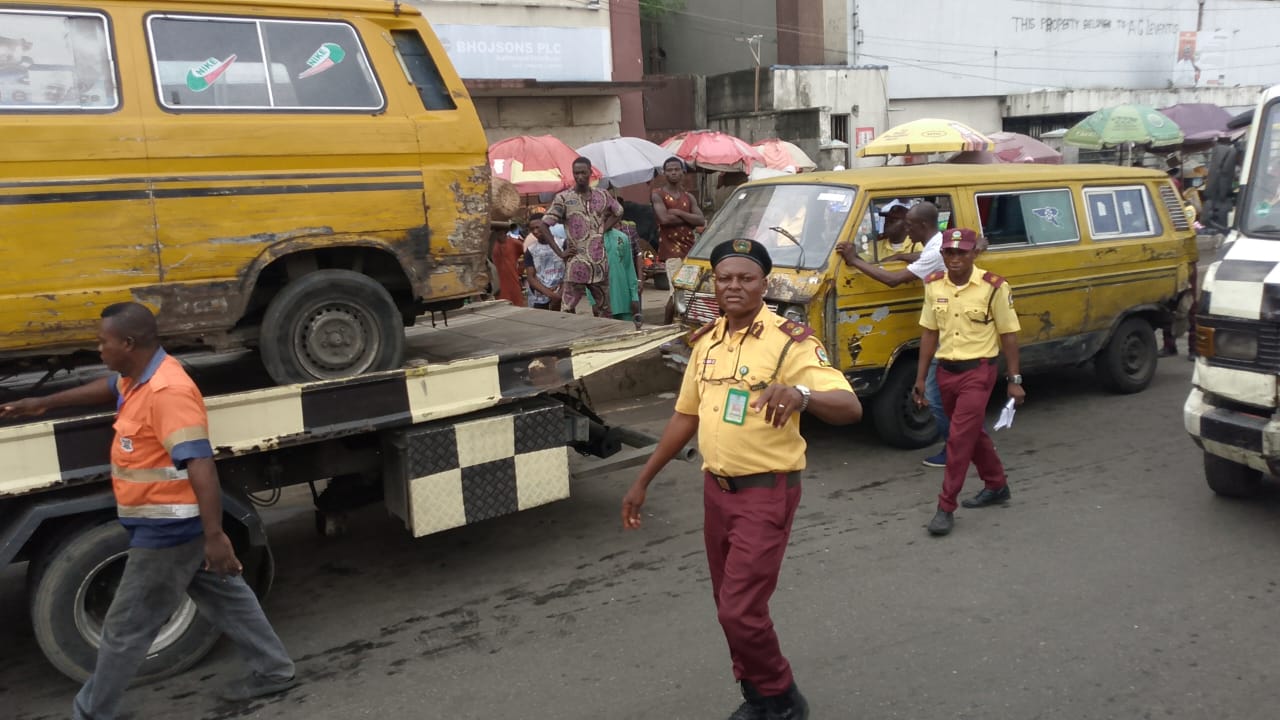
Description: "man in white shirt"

(837, 202), (950, 466)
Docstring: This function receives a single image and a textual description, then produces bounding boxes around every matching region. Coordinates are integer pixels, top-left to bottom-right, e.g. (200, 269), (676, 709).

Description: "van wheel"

(1095, 316), (1157, 394)
(28, 522), (220, 684)
(872, 362), (937, 449)
(260, 269), (405, 385)
(1204, 452), (1263, 498)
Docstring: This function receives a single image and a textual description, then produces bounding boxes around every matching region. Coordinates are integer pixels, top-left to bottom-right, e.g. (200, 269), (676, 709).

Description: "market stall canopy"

(660, 130), (765, 173)
(489, 135), (599, 194)
(857, 118), (994, 157)
(576, 136), (671, 189)
(1159, 103), (1233, 143)
(751, 138), (817, 172)
(1063, 105), (1184, 149)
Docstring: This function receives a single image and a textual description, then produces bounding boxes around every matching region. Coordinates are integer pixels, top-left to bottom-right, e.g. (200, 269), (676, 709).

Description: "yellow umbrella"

(857, 118), (994, 157)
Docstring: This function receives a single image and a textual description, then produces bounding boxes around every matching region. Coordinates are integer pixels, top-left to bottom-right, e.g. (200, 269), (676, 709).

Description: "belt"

(938, 357), (997, 374)
(705, 471), (801, 493)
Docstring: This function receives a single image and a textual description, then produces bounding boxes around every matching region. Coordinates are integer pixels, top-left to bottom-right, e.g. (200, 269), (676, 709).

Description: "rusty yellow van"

(0, 0), (488, 384)
(670, 164), (1197, 447)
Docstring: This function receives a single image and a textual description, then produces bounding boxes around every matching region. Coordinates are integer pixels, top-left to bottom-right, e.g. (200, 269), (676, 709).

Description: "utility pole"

(736, 34), (764, 112)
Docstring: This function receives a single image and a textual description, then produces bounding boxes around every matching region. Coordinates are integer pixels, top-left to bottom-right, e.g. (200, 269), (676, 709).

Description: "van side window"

(0, 10), (118, 111)
(975, 189), (1079, 248)
(147, 16), (383, 111)
(391, 30), (457, 111)
(1084, 186), (1161, 239)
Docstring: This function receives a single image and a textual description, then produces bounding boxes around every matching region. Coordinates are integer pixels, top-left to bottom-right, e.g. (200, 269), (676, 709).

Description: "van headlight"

(1214, 329), (1258, 361)
(781, 305), (807, 325)
(673, 289), (689, 314)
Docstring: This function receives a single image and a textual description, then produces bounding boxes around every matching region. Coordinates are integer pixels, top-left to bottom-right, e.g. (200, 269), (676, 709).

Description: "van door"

(0, 7), (158, 355)
(135, 10), (427, 335)
(963, 185), (1091, 366)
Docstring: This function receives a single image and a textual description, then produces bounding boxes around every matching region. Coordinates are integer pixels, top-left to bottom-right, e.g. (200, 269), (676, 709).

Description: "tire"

(652, 271), (670, 291)
(872, 361), (938, 449)
(260, 269), (405, 385)
(1095, 316), (1158, 394)
(28, 522), (219, 685)
(1204, 452), (1263, 498)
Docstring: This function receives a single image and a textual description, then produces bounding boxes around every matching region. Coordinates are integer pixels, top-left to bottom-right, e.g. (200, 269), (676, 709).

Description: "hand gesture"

(621, 482), (647, 530)
(750, 383), (803, 428)
(911, 380), (927, 409)
(203, 530), (243, 576)
(835, 241), (858, 265)
(1008, 382), (1027, 407)
(0, 397), (50, 420)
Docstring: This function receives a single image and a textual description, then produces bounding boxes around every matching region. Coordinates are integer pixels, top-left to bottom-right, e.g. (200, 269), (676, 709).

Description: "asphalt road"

(7, 353), (1280, 720)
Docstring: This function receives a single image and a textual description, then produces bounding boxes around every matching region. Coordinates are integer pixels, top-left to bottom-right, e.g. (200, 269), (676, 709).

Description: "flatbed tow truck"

(0, 303), (685, 684)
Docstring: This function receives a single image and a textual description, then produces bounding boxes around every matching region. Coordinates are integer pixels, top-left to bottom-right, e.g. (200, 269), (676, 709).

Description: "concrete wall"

(888, 97), (1004, 134)
(475, 96), (622, 147)
(1005, 85), (1268, 118)
(656, 0), (776, 77)
(643, 75), (705, 144)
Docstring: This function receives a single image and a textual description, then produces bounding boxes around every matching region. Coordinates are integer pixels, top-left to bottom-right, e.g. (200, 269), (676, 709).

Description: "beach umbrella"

(751, 138), (817, 172)
(988, 131), (1062, 164)
(576, 136), (671, 188)
(1159, 103), (1233, 143)
(857, 118), (993, 157)
(488, 135), (598, 194)
(1063, 105), (1184, 149)
(660, 130), (765, 173)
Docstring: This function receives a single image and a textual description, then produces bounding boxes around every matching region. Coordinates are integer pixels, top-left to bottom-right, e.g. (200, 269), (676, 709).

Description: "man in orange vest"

(1, 303), (295, 719)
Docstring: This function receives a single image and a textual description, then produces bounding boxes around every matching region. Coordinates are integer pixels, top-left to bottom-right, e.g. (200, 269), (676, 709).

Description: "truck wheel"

(28, 522), (219, 684)
(1204, 452), (1263, 498)
(872, 362), (938, 449)
(1095, 316), (1157, 394)
(260, 269), (405, 385)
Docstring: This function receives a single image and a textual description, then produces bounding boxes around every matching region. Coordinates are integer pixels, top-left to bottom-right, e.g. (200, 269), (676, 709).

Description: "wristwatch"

(1007, 374), (1023, 385)
(794, 384), (811, 412)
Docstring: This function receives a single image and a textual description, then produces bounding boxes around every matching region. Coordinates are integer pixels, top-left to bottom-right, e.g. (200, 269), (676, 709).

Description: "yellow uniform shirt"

(919, 265), (1021, 361)
(876, 237), (924, 261)
(675, 304), (853, 476)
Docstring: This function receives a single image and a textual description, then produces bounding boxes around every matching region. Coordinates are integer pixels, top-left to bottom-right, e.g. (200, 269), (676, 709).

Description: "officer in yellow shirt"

(912, 228), (1026, 537)
(621, 238), (861, 720)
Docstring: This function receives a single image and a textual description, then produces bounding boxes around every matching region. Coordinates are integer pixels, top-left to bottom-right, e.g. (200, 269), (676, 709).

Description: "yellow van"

(670, 164), (1197, 447)
(0, 0), (489, 384)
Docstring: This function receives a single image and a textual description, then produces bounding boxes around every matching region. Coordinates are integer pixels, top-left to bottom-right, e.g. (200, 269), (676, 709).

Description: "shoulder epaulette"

(924, 270), (946, 283)
(686, 321), (717, 346)
(982, 270), (1006, 287)
(777, 319), (815, 342)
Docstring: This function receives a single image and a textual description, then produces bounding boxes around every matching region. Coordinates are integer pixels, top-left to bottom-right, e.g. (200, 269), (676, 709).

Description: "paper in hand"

(993, 398), (1017, 431)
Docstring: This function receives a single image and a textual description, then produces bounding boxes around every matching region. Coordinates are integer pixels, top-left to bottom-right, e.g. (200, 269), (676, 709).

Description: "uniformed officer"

(621, 239), (861, 720)
(912, 228), (1026, 537)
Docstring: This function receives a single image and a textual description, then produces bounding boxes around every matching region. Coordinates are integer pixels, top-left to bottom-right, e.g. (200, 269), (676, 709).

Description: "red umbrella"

(489, 135), (599, 194)
(988, 132), (1062, 164)
(661, 130), (765, 173)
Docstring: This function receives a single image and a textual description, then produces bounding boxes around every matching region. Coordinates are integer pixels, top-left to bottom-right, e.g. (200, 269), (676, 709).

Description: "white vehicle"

(1185, 84), (1280, 496)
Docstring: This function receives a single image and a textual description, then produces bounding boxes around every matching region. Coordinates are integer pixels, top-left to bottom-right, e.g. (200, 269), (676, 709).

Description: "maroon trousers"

(703, 472), (802, 696)
(937, 362), (1008, 512)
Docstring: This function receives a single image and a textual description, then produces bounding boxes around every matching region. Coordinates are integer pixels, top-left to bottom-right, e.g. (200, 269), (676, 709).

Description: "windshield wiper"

(768, 226), (806, 269)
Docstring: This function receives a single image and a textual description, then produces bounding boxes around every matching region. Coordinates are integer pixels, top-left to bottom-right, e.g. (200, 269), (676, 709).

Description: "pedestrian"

(0, 303), (296, 719)
(621, 238), (861, 720)
(653, 156), (706, 323)
(492, 221), (527, 307)
(912, 229), (1026, 537)
(524, 212), (565, 311)
(544, 157), (622, 317)
(836, 201), (950, 467)
(603, 222), (643, 327)
(1202, 136), (1241, 231)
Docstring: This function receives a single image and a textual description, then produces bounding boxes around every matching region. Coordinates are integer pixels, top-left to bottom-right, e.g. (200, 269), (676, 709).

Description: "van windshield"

(688, 184), (856, 270)
(1242, 99), (1280, 238)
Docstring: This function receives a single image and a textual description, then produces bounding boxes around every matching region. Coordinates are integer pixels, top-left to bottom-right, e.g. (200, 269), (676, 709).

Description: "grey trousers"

(72, 536), (294, 720)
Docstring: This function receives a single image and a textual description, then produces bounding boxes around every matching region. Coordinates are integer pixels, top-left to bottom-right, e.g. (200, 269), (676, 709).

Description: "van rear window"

(391, 30), (457, 111)
(0, 9), (118, 111)
(147, 15), (383, 112)
(1084, 185), (1160, 239)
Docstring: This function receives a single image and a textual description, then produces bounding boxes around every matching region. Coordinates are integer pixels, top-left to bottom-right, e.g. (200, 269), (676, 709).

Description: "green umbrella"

(1063, 104), (1185, 149)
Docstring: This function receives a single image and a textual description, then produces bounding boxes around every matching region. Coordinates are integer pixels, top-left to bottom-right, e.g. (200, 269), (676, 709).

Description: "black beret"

(709, 238), (772, 275)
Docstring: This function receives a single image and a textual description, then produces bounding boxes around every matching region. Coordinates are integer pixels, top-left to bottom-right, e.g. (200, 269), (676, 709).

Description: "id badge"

(723, 387), (749, 425)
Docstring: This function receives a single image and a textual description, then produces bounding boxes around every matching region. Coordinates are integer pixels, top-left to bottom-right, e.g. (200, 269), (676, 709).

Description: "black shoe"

(961, 485), (1011, 508)
(927, 510), (954, 536)
(763, 683), (809, 720)
(728, 680), (767, 720)
(218, 673), (298, 703)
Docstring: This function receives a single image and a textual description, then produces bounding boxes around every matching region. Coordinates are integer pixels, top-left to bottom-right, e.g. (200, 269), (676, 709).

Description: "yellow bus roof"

(7, 0), (419, 15)
(761, 163), (1168, 190)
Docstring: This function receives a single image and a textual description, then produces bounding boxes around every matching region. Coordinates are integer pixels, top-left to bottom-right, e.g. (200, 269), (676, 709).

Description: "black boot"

(763, 683), (809, 720)
(727, 680), (767, 720)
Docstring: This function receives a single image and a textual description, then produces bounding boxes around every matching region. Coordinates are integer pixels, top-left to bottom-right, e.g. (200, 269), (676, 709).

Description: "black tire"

(1095, 316), (1158, 394)
(652, 271), (670, 291)
(260, 269), (405, 385)
(1204, 452), (1263, 498)
(28, 522), (219, 685)
(872, 361), (938, 449)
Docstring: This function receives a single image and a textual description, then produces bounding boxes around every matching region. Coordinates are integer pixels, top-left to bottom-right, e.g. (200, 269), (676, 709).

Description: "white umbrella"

(577, 136), (672, 188)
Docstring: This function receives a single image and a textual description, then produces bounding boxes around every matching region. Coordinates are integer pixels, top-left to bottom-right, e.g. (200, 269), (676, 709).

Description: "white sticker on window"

(817, 192), (847, 202)
(1121, 200), (1133, 215)
(1095, 201), (1108, 217)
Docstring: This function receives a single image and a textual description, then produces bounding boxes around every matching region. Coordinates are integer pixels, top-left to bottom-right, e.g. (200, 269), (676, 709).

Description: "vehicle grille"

(684, 292), (778, 326)
(1158, 183), (1191, 231)
(1200, 315), (1280, 373)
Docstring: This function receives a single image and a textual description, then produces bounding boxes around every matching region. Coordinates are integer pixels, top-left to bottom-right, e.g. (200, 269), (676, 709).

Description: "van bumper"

(1185, 387), (1280, 474)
